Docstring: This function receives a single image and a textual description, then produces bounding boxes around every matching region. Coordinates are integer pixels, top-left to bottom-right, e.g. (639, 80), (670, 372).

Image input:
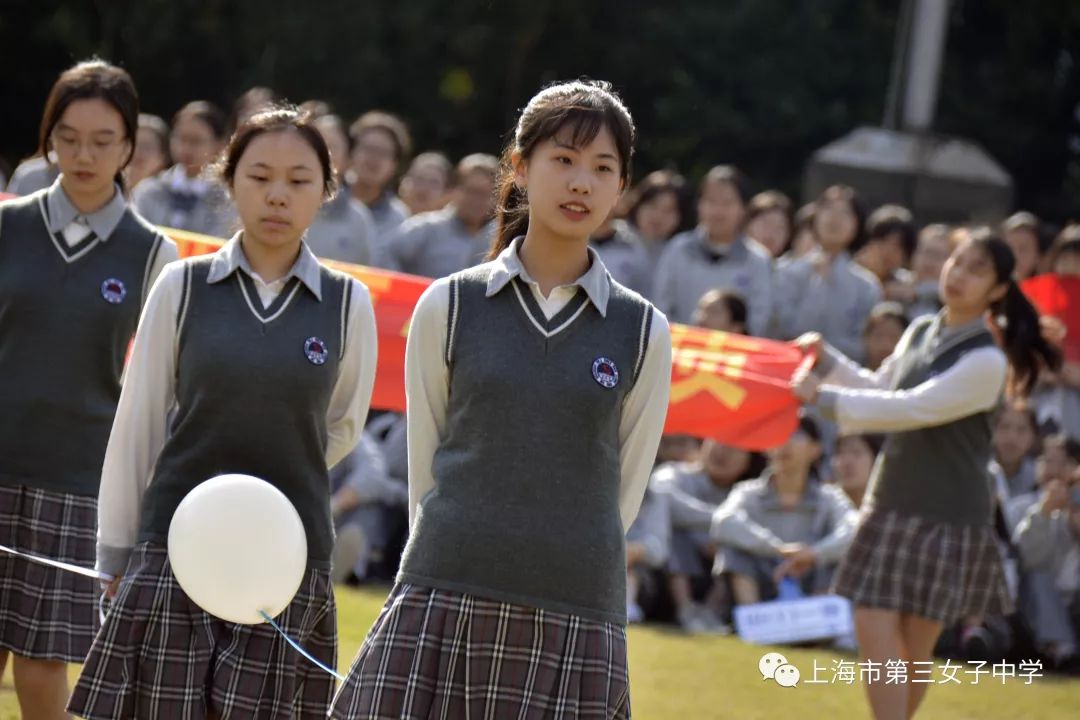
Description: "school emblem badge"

(304, 337), (329, 366)
(101, 278), (127, 304)
(592, 357), (619, 389)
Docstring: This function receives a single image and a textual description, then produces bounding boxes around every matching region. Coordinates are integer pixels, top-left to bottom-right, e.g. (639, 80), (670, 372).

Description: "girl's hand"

(1040, 480), (1069, 516)
(101, 576), (122, 599)
(1039, 315), (1067, 346)
(790, 367), (821, 404)
(793, 332), (824, 358)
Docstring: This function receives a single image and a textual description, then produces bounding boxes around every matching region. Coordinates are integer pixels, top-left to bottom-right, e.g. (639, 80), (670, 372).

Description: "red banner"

(1021, 273), (1080, 363)
(168, 229), (805, 449)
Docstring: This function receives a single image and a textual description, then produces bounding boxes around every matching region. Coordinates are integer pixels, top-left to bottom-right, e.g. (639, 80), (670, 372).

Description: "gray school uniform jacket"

(384, 206), (492, 279)
(590, 221), (653, 299)
(773, 250), (882, 362)
(304, 190), (377, 267)
(651, 461), (730, 531)
(1013, 504), (1080, 598)
(132, 166), (237, 238)
(653, 228), (774, 335)
(710, 473), (858, 563)
(6, 156), (59, 195)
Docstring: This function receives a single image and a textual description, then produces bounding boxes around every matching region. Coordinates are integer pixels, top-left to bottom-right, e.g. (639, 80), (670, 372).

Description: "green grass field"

(1, 586), (1077, 718)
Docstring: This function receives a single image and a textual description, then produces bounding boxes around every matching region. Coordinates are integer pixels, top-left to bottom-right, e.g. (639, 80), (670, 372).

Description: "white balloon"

(168, 474), (307, 625)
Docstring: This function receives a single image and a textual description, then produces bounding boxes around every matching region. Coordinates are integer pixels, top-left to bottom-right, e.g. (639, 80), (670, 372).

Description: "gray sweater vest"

(139, 256), (349, 567)
(398, 266), (654, 623)
(0, 193), (165, 495)
(868, 316), (998, 526)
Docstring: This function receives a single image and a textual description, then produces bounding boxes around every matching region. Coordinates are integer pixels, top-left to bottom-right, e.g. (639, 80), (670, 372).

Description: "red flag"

(170, 229), (804, 449)
(1021, 273), (1080, 362)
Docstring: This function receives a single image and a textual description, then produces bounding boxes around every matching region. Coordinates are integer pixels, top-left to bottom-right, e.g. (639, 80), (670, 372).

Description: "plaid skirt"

(0, 483), (100, 662)
(833, 508), (1014, 624)
(68, 543), (337, 719)
(330, 583), (631, 719)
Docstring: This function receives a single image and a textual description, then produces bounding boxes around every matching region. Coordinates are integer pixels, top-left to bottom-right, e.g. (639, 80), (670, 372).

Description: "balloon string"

(0, 543), (114, 582)
(259, 610), (345, 681)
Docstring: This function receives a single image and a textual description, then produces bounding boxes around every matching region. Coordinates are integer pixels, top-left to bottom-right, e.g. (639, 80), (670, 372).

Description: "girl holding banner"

(0, 60), (176, 719)
(69, 107), (377, 718)
(792, 230), (1061, 720)
(330, 79), (672, 719)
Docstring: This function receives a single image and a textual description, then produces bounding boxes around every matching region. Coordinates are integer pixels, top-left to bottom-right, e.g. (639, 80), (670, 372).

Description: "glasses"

(52, 133), (125, 158)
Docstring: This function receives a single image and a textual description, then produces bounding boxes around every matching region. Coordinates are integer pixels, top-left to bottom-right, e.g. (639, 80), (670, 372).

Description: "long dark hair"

(814, 184), (867, 249)
(39, 59), (139, 189)
(489, 79), (635, 260)
(970, 228), (1062, 394)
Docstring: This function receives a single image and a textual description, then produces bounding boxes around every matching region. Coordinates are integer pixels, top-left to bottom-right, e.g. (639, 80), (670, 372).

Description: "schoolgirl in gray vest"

(792, 230), (1061, 720)
(331, 81), (672, 720)
(0, 60), (176, 718)
(69, 108), (378, 719)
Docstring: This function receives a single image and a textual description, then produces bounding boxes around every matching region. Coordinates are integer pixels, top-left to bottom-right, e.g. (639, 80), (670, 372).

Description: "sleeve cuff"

(97, 543), (134, 578)
(813, 343), (845, 378)
(816, 389), (840, 423)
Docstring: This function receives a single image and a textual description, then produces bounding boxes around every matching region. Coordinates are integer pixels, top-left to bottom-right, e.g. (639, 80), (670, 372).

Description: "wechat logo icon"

(759, 652), (801, 688)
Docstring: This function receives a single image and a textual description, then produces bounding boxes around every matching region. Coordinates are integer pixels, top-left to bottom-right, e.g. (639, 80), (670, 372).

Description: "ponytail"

(990, 276), (1062, 396)
(488, 153), (528, 260)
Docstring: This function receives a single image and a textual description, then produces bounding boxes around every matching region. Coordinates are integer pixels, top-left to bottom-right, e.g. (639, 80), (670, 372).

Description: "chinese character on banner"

(1017, 659), (1043, 685)
(938, 659), (964, 685)
(884, 659), (908, 685)
(833, 660), (857, 685)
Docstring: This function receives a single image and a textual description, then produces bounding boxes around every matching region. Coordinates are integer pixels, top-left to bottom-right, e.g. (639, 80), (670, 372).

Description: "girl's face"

(939, 241), (1006, 316)
(912, 233), (951, 282)
(701, 440), (751, 487)
(657, 434), (702, 463)
(1004, 228), (1040, 280)
(993, 407), (1037, 468)
(746, 209), (790, 258)
(231, 130), (325, 250)
(349, 128), (399, 191)
(1054, 250), (1080, 278)
(515, 125), (624, 242)
(831, 436), (875, 495)
(768, 429), (821, 478)
(634, 190), (681, 242)
(1037, 441), (1079, 486)
(400, 163), (450, 215)
(52, 98), (130, 200)
(813, 197), (858, 253)
(171, 114), (221, 177)
(697, 180), (745, 240)
(864, 316), (905, 370)
(126, 125), (168, 189)
(691, 296), (740, 333)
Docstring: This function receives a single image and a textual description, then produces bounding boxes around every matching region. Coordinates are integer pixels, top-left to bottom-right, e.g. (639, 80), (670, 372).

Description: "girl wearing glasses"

(0, 59), (176, 719)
